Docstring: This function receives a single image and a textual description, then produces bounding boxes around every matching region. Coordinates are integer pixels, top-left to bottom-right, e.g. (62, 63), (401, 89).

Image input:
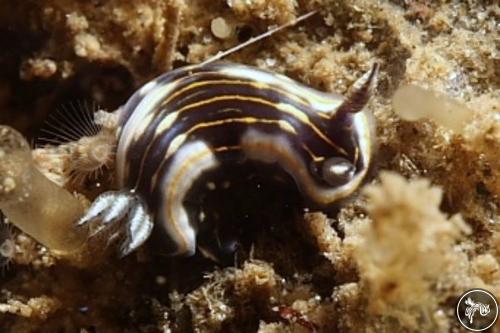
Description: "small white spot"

(156, 275), (167, 285)
(211, 17), (233, 40)
(265, 58), (277, 67)
(199, 210), (206, 222)
(206, 182), (216, 190)
(331, 164), (351, 175)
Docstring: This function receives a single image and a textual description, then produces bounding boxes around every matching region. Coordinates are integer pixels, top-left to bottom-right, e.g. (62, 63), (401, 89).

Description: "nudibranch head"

(79, 62), (378, 258)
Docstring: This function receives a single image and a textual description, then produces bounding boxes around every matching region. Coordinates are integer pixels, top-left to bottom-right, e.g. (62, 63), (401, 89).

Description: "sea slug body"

(78, 62), (378, 257)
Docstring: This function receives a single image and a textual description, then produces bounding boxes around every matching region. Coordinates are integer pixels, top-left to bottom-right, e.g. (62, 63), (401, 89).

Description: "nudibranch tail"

(76, 190), (153, 257)
(336, 63), (379, 115)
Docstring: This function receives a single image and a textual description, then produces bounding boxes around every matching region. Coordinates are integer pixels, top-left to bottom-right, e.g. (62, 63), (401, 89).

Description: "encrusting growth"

(0, 126), (88, 254)
(35, 107), (118, 187)
(0, 216), (15, 271)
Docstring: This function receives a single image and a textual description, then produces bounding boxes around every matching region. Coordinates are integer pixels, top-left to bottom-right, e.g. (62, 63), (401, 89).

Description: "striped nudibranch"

(78, 61), (378, 257)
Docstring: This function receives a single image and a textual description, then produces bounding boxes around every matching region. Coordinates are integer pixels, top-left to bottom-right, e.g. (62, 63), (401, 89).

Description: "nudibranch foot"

(76, 191), (153, 257)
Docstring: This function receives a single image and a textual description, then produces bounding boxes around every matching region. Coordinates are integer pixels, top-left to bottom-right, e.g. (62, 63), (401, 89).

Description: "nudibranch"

(78, 62), (379, 257)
